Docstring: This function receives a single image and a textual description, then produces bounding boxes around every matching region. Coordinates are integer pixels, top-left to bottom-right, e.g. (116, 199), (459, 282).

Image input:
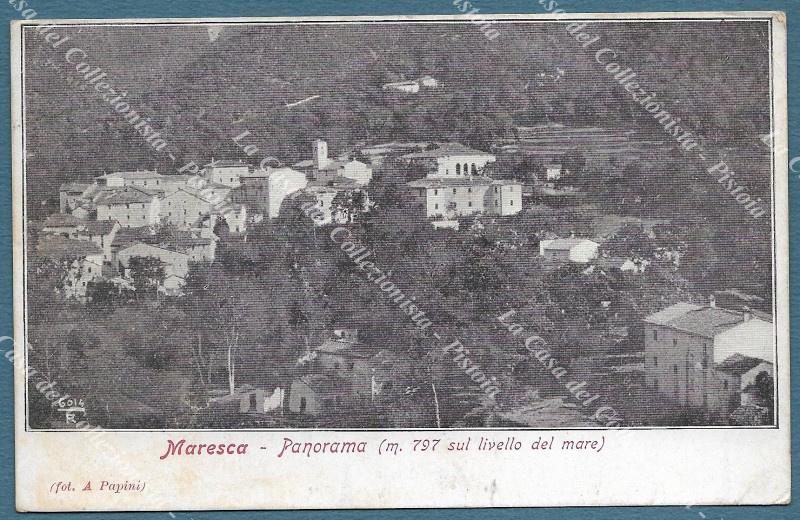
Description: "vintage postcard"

(11, 11), (790, 511)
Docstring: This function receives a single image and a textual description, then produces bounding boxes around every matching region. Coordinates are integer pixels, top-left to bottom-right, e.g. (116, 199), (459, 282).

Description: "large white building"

(401, 142), (496, 178)
(204, 160), (252, 188)
(643, 299), (774, 420)
(95, 187), (162, 227)
(237, 167), (308, 218)
(402, 143), (521, 219)
(405, 178), (522, 218)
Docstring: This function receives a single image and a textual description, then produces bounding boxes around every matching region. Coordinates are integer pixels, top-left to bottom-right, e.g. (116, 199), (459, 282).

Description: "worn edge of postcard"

(11, 11), (790, 511)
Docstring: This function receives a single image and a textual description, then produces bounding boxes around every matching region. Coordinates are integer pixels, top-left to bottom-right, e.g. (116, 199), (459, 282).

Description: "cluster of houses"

(37, 139), (532, 301)
(37, 135), (776, 425)
(215, 329), (402, 419)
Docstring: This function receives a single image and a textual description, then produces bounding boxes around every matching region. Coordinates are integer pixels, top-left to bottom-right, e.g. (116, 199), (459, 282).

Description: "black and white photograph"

(17, 16), (782, 433)
(10, 11), (792, 511)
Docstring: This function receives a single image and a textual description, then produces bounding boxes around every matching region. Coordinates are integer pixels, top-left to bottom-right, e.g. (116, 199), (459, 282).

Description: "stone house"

(643, 299), (774, 419)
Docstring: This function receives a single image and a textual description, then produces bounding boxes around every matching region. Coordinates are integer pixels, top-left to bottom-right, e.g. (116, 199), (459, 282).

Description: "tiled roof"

(406, 176), (494, 189)
(43, 214), (84, 228)
(162, 187), (217, 204)
(95, 187), (160, 205)
(118, 241), (186, 258)
(401, 142), (494, 159)
(716, 353), (771, 375)
(99, 170), (163, 180)
(36, 236), (103, 258)
(204, 160), (251, 168)
(307, 177), (361, 189)
(76, 220), (118, 236)
(59, 182), (92, 193)
(293, 159), (352, 171)
(163, 235), (214, 248)
(643, 303), (745, 338)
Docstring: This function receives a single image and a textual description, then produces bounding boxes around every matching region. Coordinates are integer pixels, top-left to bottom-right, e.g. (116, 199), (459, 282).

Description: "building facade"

(95, 187), (162, 227)
(643, 301), (774, 419)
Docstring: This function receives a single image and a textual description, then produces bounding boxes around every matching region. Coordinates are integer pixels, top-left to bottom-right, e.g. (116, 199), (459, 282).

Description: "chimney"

(313, 139), (329, 169)
(742, 305), (752, 322)
(709, 294), (716, 308)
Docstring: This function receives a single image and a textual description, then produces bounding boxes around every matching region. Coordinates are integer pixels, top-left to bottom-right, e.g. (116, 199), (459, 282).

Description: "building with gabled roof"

(643, 298), (774, 421)
(42, 213), (85, 237)
(404, 175), (522, 219)
(59, 182), (93, 213)
(95, 186), (162, 227)
(36, 236), (105, 301)
(236, 166), (308, 218)
(160, 187), (219, 228)
(539, 238), (600, 263)
(116, 242), (190, 291)
(75, 219), (120, 262)
(96, 170), (167, 189)
(204, 159), (252, 188)
(288, 374), (351, 416)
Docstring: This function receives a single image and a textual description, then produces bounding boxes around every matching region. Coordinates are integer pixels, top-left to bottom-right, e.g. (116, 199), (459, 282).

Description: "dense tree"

(128, 256), (166, 298)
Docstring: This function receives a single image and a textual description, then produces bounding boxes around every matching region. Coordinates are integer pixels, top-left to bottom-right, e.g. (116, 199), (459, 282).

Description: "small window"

(452, 188), (457, 194)
(434, 203), (439, 210)
(673, 339), (678, 347)
(456, 164), (461, 175)
(654, 356), (658, 367)
(510, 200), (514, 206)
(468, 201), (473, 207)
(494, 200), (498, 207)
(723, 380), (728, 390)
(653, 330), (658, 341)
(494, 186), (498, 193)
(468, 187), (472, 193)
(434, 189), (438, 196)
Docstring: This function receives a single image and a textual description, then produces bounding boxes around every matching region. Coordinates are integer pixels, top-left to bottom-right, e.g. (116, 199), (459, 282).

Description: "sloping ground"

(497, 398), (599, 428)
(499, 124), (666, 162)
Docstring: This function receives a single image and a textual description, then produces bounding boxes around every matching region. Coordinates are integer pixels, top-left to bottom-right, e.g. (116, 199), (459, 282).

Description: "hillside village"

(28, 126), (775, 429)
